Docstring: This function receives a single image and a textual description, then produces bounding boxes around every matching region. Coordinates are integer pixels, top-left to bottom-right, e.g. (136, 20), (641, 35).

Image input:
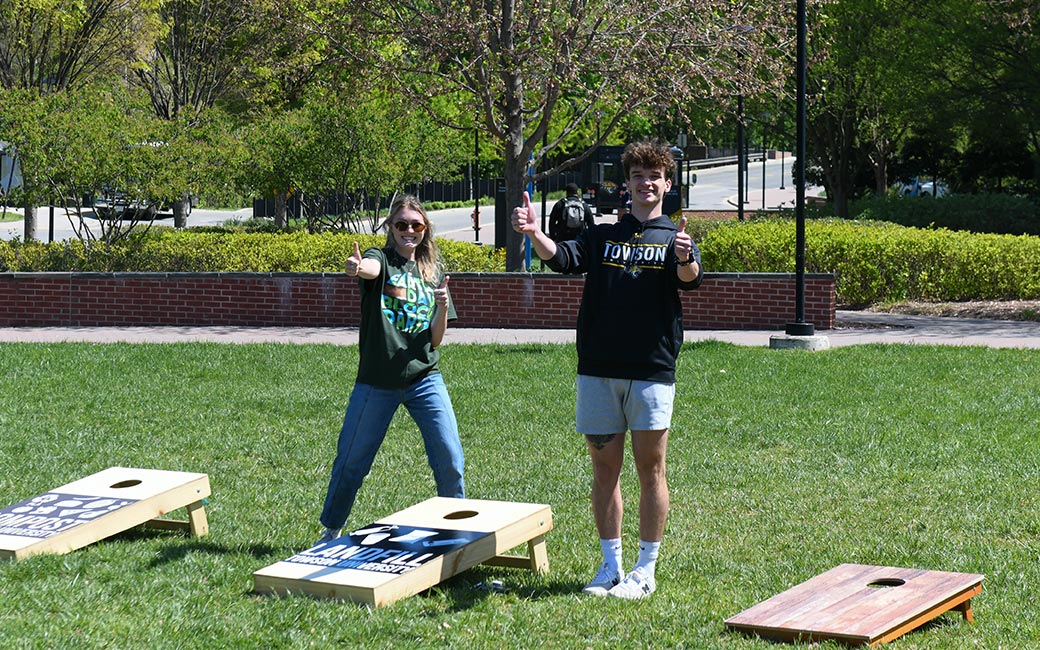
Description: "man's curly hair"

(622, 139), (676, 179)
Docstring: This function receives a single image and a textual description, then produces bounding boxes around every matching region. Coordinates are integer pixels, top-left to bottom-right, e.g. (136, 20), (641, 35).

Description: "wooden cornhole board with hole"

(253, 497), (553, 607)
(0, 467), (210, 561)
(725, 563), (984, 647)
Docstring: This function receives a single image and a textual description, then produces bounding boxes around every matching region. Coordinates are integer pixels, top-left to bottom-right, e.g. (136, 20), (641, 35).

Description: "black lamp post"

(732, 25), (754, 221)
(785, 0), (814, 336)
(736, 94), (745, 221)
(761, 133), (767, 211)
(473, 125), (480, 243)
(744, 135), (750, 202)
(759, 114), (770, 210)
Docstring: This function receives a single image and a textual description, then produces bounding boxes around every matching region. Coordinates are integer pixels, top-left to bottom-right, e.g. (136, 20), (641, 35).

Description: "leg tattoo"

(585, 434), (617, 450)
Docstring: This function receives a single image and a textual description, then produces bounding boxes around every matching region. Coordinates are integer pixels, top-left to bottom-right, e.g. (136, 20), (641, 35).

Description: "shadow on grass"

(116, 529), (284, 567)
(422, 565), (583, 611)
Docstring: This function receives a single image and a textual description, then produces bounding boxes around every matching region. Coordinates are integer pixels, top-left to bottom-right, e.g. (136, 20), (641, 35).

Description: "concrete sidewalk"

(1, 311), (1039, 349)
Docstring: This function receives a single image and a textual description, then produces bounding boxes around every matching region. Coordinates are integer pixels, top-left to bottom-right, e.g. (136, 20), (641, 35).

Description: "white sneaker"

(314, 527), (341, 546)
(609, 567), (657, 600)
(582, 562), (621, 596)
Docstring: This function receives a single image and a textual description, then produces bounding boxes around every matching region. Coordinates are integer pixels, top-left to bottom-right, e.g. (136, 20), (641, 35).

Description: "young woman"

(317, 195), (465, 544)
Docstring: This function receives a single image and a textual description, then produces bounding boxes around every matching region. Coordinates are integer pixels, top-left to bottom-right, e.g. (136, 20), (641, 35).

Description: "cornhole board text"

(254, 497), (552, 607)
(725, 563), (984, 647)
(0, 467), (210, 560)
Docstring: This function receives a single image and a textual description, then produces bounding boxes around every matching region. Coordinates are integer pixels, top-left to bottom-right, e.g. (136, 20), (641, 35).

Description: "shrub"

(699, 218), (1040, 306)
(4, 220), (1039, 306)
(0, 231), (506, 274)
(851, 193), (1040, 236)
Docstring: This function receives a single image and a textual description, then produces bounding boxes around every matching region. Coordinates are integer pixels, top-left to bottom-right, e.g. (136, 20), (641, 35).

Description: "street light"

(737, 93), (746, 221)
(785, 0), (814, 337)
(758, 112), (772, 211)
(472, 123), (480, 243)
(731, 24), (755, 221)
(762, 133), (766, 211)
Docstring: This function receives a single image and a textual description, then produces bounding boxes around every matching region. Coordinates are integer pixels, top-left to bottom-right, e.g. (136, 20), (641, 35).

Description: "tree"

(0, 0), (161, 92)
(132, 0), (319, 118)
(927, 0), (1039, 193)
(802, 0), (926, 216)
(1, 85), (233, 244)
(796, 0), (1040, 212)
(310, 0), (791, 269)
(239, 86), (466, 231)
(0, 88), (49, 234)
(238, 107), (309, 229)
(0, 0), (163, 239)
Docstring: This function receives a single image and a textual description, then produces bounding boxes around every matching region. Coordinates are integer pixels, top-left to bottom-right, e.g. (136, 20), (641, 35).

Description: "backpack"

(563, 197), (585, 230)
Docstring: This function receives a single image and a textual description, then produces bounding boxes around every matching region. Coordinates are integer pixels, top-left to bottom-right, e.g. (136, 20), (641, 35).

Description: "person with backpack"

(548, 183), (595, 242)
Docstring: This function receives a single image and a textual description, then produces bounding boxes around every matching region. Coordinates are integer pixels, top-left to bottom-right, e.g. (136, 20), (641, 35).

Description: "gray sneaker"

(608, 566), (657, 600)
(314, 527), (341, 546)
(582, 562), (621, 596)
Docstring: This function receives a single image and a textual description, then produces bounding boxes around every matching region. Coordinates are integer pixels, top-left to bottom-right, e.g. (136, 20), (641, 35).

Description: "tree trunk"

(870, 140), (890, 196)
(274, 193), (287, 229)
(22, 200), (37, 241)
(502, 154), (529, 271)
(173, 198), (190, 228)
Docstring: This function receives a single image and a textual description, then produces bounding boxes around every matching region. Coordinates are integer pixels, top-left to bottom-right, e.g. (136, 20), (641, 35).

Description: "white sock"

(600, 538), (623, 575)
(635, 540), (660, 576)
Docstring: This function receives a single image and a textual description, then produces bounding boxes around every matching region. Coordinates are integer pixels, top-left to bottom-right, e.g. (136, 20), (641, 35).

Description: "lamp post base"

(769, 333), (830, 351)
(785, 321), (815, 336)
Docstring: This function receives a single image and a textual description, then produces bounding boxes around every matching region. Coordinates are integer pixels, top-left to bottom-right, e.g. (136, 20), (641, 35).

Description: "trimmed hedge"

(700, 218), (1040, 306)
(850, 193), (1040, 236)
(0, 231), (504, 274)
(3, 219), (1039, 306)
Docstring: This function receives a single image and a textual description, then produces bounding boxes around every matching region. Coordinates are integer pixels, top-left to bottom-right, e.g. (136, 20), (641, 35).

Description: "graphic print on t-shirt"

(382, 270), (434, 334)
(601, 237), (668, 276)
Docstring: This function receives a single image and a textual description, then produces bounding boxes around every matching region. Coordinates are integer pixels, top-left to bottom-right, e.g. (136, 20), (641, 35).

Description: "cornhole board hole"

(0, 467), (211, 560)
(254, 497), (553, 607)
(725, 563), (984, 647)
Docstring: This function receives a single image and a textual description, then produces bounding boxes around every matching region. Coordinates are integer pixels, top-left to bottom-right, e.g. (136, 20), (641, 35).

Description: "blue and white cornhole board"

(0, 467), (210, 560)
(253, 497), (553, 607)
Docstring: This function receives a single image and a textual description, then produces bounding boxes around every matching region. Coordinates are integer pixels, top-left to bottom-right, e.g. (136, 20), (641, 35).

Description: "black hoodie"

(546, 213), (703, 383)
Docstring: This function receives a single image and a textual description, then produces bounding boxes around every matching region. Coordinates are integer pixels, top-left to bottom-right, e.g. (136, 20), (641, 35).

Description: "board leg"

(527, 535), (549, 573)
(186, 500), (209, 537)
(956, 599), (975, 624)
(141, 500), (209, 537)
(482, 535), (549, 573)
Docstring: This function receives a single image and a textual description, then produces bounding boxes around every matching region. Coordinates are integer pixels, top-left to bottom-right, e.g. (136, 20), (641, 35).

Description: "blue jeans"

(320, 373), (465, 530)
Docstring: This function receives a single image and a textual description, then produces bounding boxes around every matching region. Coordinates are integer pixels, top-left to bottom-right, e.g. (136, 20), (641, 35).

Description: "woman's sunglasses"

(393, 221), (427, 233)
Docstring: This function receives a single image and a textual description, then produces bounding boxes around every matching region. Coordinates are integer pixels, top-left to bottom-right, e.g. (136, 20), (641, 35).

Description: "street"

(1, 158), (820, 245)
(0, 206), (254, 243)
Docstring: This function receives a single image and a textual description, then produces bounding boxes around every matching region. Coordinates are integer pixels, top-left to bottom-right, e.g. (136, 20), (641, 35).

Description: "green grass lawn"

(0, 341), (1038, 648)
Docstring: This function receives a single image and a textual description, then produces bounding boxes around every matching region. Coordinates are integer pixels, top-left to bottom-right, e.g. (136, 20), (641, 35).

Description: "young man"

(511, 140), (702, 600)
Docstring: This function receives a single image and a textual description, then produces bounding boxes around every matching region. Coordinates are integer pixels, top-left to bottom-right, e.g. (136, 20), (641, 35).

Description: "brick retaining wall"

(0, 272), (835, 330)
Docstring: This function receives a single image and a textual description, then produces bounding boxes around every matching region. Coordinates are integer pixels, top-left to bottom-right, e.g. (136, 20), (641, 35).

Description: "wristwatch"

(677, 257), (692, 266)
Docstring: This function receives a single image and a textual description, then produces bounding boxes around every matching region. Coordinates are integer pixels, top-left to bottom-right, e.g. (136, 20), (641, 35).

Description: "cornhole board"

(0, 467), (210, 560)
(254, 497), (553, 607)
(725, 563), (984, 647)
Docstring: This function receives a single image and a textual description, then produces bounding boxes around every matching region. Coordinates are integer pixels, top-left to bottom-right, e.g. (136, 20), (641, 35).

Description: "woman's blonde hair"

(383, 194), (442, 285)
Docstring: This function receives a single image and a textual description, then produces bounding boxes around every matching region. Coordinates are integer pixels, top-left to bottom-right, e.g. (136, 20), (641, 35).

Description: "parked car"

(896, 177), (948, 198)
(92, 190), (192, 220)
(1, 141), (23, 195)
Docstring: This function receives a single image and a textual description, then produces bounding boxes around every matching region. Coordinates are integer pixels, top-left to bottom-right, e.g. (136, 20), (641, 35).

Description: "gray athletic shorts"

(575, 375), (675, 435)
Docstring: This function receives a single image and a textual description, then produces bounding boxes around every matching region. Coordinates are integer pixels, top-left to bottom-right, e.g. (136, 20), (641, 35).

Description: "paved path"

(1, 311), (1038, 349)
